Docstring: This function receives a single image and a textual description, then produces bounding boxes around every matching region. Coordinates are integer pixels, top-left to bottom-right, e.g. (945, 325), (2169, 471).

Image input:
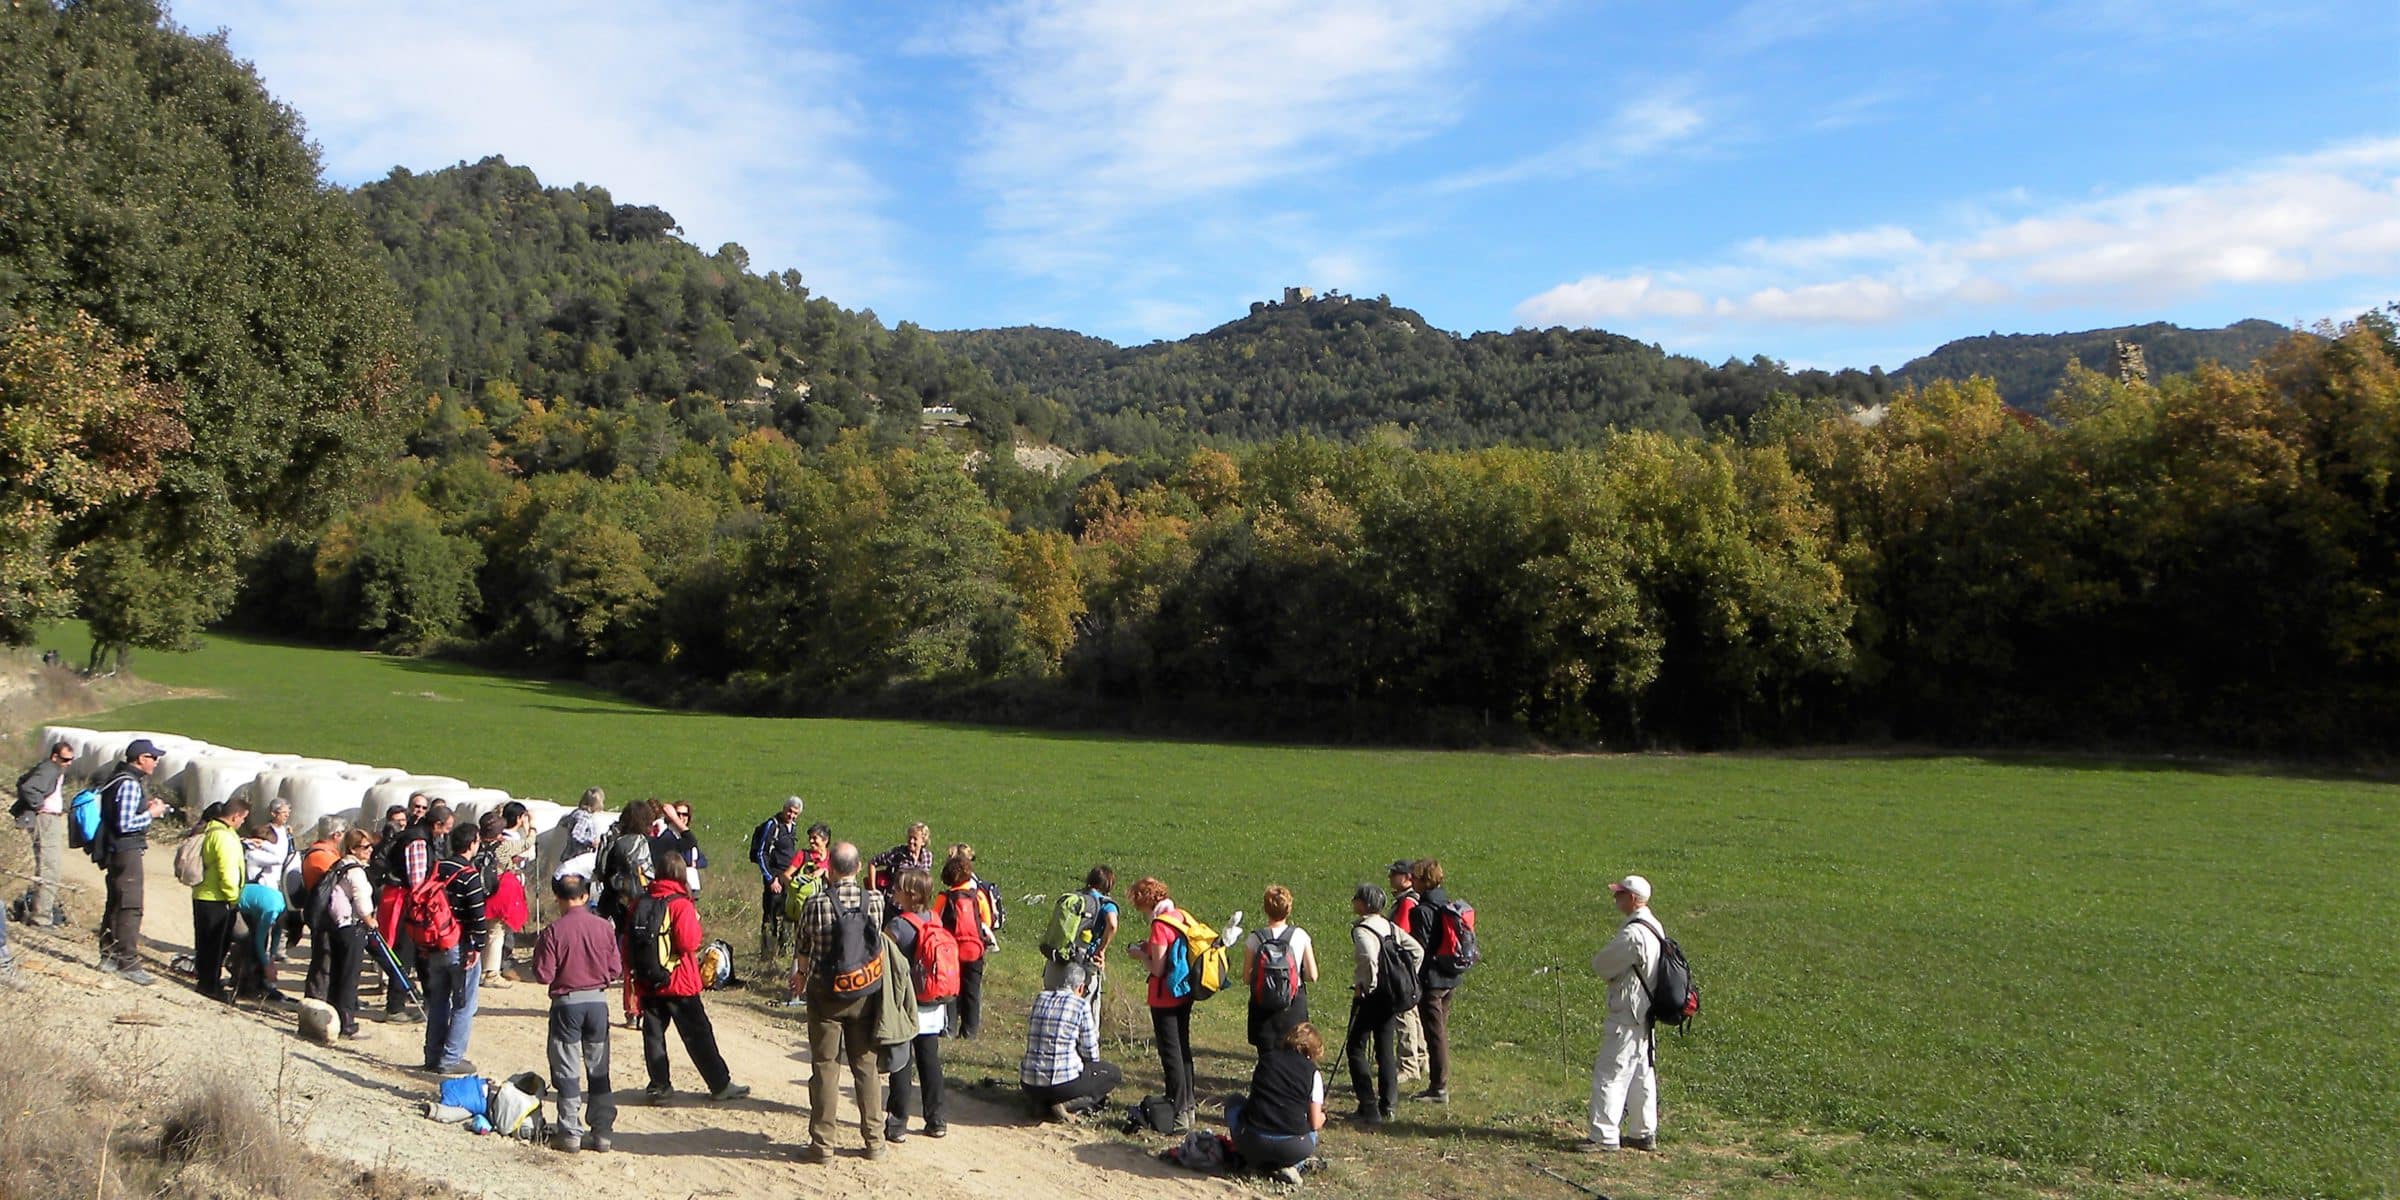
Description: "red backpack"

(936, 886), (985, 962)
(901, 911), (961, 1004)
(403, 865), (461, 952)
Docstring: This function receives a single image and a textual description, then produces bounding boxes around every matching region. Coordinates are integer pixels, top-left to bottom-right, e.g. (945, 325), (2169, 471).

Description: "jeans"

(192, 897), (236, 996)
(325, 925), (366, 1035)
(806, 988), (884, 1151)
(421, 944), (479, 1067)
(954, 956), (986, 1038)
(1345, 998), (1398, 1116)
(1227, 1097), (1317, 1170)
(1151, 1002), (1196, 1116)
(1420, 986), (1454, 1091)
(549, 996), (616, 1139)
(641, 993), (732, 1094)
(886, 1031), (946, 1132)
(1021, 1059), (1123, 1112)
(101, 844), (144, 969)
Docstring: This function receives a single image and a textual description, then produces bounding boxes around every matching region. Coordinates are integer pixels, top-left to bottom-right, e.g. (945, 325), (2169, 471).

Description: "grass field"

(41, 630), (2399, 1198)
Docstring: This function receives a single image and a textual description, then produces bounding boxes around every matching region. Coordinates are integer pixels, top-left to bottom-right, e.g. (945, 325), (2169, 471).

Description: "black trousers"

(642, 993), (732, 1093)
(886, 1031), (946, 1130)
(326, 925), (366, 1034)
(100, 845), (144, 969)
(1151, 1003), (1196, 1115)
(955, 957), (986, 1038)
(1023, 1059), (1123, 1111)
(192, 898), (236, 996)
(1346, 997), (1398, 1116)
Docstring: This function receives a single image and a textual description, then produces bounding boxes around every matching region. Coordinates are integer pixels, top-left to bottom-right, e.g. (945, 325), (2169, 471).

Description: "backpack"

(1371, 924), (1421, 1011)
(1634, 917), (1699, 1028)
(305, 861), (354, 934)
(900, 911), (961, 1004)
(404, 863), (462, 952)
(781, 867), (823, 925)
(628, 895), (677, 989)
(1158, 910), (1231, 1002)
(1041, 890), (1105, 964)
(975, 877), (1006, 933)
(824, 890), (884, 999)
(173, 823), (208, 887)
(604, 833), (652, 909)
(936, 885), (984, 958)
(66, 784), (103, 849)
(1250, 927), (1299, 1015)
(1428, 898), (1481, 977)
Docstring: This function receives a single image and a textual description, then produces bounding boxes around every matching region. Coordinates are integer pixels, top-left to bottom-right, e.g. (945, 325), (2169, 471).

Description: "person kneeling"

(1228, 1022), (1327, 1185)
(1020, 965), (1121, 1121)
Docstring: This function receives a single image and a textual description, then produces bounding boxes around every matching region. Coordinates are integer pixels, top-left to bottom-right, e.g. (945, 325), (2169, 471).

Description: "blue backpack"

(67, 785), (103, 849)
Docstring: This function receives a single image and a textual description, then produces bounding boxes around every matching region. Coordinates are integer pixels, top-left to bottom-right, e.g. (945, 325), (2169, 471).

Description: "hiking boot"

(884, 1118), (908, 1143)
(708, 1082), (750, 1103)
(646, 1086), (673, 1107)
(117, 966), (156, 986)
(436, 1058), (477, 1076)
(1621, 1135), (1656, 1151)
(1342, 1107), (1385, 1127)
(1413, 1088), (1451, 1104)
(862, 1142), (888, 1162)
(797, 1144), (831, 1165)
(1175, 1107), (1198, 1133)
(1270, 1165), (1304, 1185)
(923, 1122), (948, 1138)
(587, 1135), (612, 1153)
(340, 1027), (370, 1041)
(1043, 1101), (1074, 1124)
(264, 988), (293, 1006)
(1569, 1139), (1617, 1154)
(551, 1131), (582, 1154)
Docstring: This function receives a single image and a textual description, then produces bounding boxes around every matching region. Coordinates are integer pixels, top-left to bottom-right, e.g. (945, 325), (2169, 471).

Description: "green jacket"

(195, 820), (244, 902)
(875, 932), (918, 1048)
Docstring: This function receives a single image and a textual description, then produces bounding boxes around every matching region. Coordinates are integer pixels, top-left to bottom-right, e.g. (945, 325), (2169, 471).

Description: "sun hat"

(1607, 874), (1652, 902)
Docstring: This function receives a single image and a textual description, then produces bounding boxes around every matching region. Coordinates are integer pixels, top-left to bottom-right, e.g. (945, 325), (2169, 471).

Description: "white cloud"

(174, 0), (900, 303)
(1515, 138), (2400, 333)
(935, 0), (1521, 277)
(1433, 85), (1709, 193)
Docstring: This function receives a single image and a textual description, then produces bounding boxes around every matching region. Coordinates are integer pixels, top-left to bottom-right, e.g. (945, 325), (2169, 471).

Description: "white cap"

(1608, 874), (1652, 902)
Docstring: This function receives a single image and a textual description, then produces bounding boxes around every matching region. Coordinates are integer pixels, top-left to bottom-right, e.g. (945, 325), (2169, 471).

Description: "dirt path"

(4, 843), (1240, 1200)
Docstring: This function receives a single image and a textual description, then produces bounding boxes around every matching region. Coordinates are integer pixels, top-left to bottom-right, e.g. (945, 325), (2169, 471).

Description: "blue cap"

(123, 738), (162, 761)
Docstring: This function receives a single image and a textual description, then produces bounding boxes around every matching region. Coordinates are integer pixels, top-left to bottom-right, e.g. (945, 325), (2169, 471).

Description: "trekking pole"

(1534, 963), (1573, 1091)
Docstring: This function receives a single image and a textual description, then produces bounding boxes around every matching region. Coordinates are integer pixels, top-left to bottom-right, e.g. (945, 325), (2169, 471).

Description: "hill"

(1892, 318), (2295, 413)
(937, 294), (1893, 453)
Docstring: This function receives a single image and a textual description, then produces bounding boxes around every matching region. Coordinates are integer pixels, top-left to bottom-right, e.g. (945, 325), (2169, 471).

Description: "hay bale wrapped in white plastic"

(336, 764), (407, 785)
(517, 799), (568, 841)
(451, 786), (513, 828)
(287, 758), (353, 776)
(254, 753), (302, 769)
(281, 772), (370, 832)
(185, 754), (268, 814)
(357, 776), (465, 827)
(151, 741), (214, 802)
(35, 725), (94, 767)
(77, 733), (133, 782)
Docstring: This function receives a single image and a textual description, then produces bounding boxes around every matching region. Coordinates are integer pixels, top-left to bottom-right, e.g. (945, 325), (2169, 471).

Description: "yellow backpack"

(1157, 909), (1232, 1001)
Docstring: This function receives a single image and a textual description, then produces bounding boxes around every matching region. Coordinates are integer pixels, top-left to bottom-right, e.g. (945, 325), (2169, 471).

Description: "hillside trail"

(4, 842), (1240, 1200)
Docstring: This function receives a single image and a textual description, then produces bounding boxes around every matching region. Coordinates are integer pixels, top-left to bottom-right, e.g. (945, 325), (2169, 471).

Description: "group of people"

(15, 739), (1680, 1174)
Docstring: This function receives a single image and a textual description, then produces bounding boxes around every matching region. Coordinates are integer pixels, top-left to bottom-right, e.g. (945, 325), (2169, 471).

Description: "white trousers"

(1588, 1017), (1656, 1145)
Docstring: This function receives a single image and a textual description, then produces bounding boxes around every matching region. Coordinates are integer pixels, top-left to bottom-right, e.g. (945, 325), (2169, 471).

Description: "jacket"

(635, 877), (706, 998)
(1349, 913), (1423, 996)
(14, 760), (64, 816)
(533, 904), (625, 998)
(300, 839), (341, 891)
(873, 930), (919, 1048)
(1591, 912), (1662, 1023)
(195, 819), (244, 902)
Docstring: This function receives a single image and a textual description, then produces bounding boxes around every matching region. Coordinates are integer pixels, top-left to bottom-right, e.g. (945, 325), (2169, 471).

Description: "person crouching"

(1020, 963), (1123, 1122)
(1227, 1021), (1329, 1184)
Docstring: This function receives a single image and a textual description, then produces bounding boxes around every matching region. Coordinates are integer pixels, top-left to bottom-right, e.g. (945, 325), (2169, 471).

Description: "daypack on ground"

(1158, 909), (1231, 1002)
(1041, 889), (1105, 964)
(1635, 917), (1699, 1028)
(172, 824), (207, 886)
(1372, 925), (1421, 1011)
(628, 895), (676, 989)
(1250, 926), (1299, 1014)
(824, 890), (884, 999)
(900, 911), (961, 1004)
(404, 865), (462, 952)
(1429, 898), (1481, 977)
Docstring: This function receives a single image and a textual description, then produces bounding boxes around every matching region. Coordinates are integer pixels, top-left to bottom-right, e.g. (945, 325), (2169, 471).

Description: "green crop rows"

(55, 630), (2399, 1198)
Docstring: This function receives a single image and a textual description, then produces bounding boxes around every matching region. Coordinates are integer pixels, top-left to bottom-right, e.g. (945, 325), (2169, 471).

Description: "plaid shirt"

(1020, 987), (1100, 1087)
(795, 877), (884, 967)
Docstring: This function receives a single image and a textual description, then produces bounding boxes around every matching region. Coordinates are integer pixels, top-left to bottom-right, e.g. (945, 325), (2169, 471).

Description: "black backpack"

(1371, 924), (1420, 1011)
(1633, 917), (1698, 1028)
(305, 861), (354, 934)
(1250, 927), (1299, 1014)
(823, 890), (885, 999)
(629, 895), (677, 989)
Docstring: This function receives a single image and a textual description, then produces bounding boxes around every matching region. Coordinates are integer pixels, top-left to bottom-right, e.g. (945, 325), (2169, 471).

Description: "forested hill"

(349, 158), (1063, 457)
(937, 297), (1894, 453)
(1892, 319), (2294, 414)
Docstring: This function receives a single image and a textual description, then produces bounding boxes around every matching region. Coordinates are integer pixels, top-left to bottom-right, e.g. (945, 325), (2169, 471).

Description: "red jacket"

(635, 877), (707, 998)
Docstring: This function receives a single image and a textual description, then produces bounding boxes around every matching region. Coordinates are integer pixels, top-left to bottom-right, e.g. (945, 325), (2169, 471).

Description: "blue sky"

(177, 1), (2399, 369)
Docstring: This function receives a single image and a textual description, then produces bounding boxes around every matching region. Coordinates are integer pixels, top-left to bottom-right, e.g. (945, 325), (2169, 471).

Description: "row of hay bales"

(36, 726), (599, 880)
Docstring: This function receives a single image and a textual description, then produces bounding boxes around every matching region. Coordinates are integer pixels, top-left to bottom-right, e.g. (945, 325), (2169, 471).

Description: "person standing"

(421, 823), (486, 1075)
(1126, 875), (1197, 1130)
(870, 822), (931, 903)
(884, 868), (951, 1140)
(751, 796), (803, 956)
(1344, 882), (1421, 1127)
(933, 854), (995, 1039)
(1042, 865), (1119, 1019)
(13, 740), (74, 927)
(533, 873), (623, 1153)
(95, 739), (164, 984)
(1579, 874), (1664, 1153)
(631, 850), (748, 1106)
(1020, 965), (1123, 1121)
(1409, 857), (1461, 1104)
(319, 830), (377, 1040)
(1238, 884), (1317, 1052)
(193, 795), (249, 1001)
(793, 841), (886, 1163)
(1386, 859), (1429, 1085)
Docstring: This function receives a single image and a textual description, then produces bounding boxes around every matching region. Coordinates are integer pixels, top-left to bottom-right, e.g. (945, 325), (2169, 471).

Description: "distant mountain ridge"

(1891, 319), (2296, 414)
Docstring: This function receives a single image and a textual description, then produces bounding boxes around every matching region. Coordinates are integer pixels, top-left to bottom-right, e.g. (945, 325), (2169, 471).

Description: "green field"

(44, 630), (2400, 1198)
